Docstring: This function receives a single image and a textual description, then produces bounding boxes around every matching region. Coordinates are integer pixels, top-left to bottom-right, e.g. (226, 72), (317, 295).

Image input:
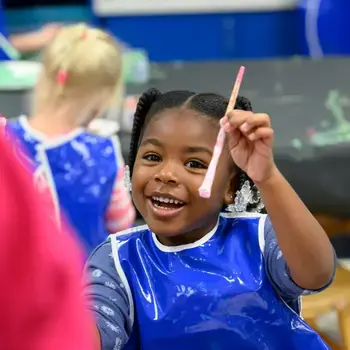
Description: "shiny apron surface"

(8, 118), (117, 255)
(112, 214), (330, 349)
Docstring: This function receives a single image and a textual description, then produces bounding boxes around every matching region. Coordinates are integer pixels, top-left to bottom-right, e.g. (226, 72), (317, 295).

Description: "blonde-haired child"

(7, 23), (135, 256)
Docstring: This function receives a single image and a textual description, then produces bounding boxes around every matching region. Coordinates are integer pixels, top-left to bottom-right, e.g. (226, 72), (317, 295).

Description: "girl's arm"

(9, 24), (60, 53)
(84, 240), (132, 349)
(263, 217), (335, 300)
(106, 136), (136, 233)
(257, 167), (335, 290)
(105, 167), (136, 233)
(10, 32), (44, 53)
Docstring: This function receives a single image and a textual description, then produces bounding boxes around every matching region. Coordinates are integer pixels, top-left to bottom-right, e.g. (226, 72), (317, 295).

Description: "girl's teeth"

(154, 203), (174, 210)
(152, 196), (183, 205)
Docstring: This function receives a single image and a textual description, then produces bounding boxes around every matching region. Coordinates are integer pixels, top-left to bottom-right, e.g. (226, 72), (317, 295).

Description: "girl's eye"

(142, 154), (160, 162)
(185, 160), (207, 169)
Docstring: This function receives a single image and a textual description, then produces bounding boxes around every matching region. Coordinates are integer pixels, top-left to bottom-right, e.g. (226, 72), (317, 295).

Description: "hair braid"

(128, 88), (161, 176)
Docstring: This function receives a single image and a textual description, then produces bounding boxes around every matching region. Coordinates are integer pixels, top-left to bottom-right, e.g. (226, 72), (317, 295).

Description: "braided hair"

(128, 88), (264, 213)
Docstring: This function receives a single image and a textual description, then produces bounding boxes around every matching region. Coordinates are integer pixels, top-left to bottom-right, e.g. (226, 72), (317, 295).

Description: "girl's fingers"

(247, 127), (274, 141)
(237, 113), (271, 135)
(221, 111), (271, 132)
(222, 110), (251, 129)
(244, 113), (271, 128)
(221, 111), (273, 144)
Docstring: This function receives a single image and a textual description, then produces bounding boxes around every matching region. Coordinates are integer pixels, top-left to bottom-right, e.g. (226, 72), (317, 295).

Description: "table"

(303, 266), (350, 349)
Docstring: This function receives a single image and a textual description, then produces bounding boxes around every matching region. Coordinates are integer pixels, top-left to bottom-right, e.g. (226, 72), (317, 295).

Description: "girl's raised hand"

(220, 110), (276, 184)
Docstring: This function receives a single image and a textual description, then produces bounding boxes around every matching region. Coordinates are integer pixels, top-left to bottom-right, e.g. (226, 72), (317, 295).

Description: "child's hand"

(38, 23), (61, 46)
(220, 110), (276, 184)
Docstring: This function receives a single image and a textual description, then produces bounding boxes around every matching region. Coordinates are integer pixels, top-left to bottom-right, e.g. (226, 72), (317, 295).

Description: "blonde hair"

(33, 23), (122, 119)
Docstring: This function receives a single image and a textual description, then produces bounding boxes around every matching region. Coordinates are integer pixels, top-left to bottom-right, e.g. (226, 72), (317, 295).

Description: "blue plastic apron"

(7, 117), (118, 255)
(111, 214), (330, 349)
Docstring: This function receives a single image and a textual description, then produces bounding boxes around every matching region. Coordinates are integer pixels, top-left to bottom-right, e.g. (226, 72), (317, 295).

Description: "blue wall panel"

(101, 11), (299, 61)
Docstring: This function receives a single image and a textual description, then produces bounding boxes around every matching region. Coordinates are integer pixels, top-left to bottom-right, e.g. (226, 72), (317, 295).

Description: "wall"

(4, 5), (92, 33)
(93, 0), (297, 15)
(4, 0), (301, 62)
(93, 0), (299, 61)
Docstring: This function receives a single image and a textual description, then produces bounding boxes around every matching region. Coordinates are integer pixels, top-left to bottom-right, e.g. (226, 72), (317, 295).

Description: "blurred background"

(1, 0), (350, 347)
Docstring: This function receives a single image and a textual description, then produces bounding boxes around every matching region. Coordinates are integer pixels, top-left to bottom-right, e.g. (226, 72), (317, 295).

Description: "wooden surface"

(303, 267), (350, 313)
(303, 266), (350, 349)
(315, 214), (350, 238)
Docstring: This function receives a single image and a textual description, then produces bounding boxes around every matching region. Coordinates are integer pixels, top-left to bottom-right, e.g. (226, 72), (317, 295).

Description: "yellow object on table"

(303, 266), (350, 350)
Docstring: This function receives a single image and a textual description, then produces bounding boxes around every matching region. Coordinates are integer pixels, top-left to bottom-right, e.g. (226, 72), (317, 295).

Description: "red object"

(0, 134), (93, 350)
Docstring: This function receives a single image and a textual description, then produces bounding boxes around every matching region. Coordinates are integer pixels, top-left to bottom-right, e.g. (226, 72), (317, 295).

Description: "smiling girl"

(84, 89), (335, 350)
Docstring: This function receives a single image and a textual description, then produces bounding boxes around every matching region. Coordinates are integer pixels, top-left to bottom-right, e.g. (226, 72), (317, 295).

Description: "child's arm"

(257, 167), (335, 291)
(263, 217), (336, 299)
(105, 166), (136, 233)
(9, 24), (60, 54)
(105, 136), (136, 233)
(83, 240), (132, 349)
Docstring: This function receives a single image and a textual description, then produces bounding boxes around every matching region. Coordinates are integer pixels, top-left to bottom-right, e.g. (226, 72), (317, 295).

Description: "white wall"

(93, 0), (298, 16)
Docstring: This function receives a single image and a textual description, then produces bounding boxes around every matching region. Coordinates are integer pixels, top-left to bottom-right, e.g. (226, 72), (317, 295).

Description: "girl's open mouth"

(151, 196), (184, 209)
(148, 196), (185, 219)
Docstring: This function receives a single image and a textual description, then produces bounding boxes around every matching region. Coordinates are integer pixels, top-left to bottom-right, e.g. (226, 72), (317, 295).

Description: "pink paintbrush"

(198, 66), (246, 198)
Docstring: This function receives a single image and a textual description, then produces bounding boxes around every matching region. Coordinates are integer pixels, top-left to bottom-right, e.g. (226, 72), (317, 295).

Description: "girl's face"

(132, 108), (237, 246)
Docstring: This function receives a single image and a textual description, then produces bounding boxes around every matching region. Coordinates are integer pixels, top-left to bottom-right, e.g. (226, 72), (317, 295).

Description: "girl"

(84, 89), (336, 349)
(7, 23), (135, 255)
